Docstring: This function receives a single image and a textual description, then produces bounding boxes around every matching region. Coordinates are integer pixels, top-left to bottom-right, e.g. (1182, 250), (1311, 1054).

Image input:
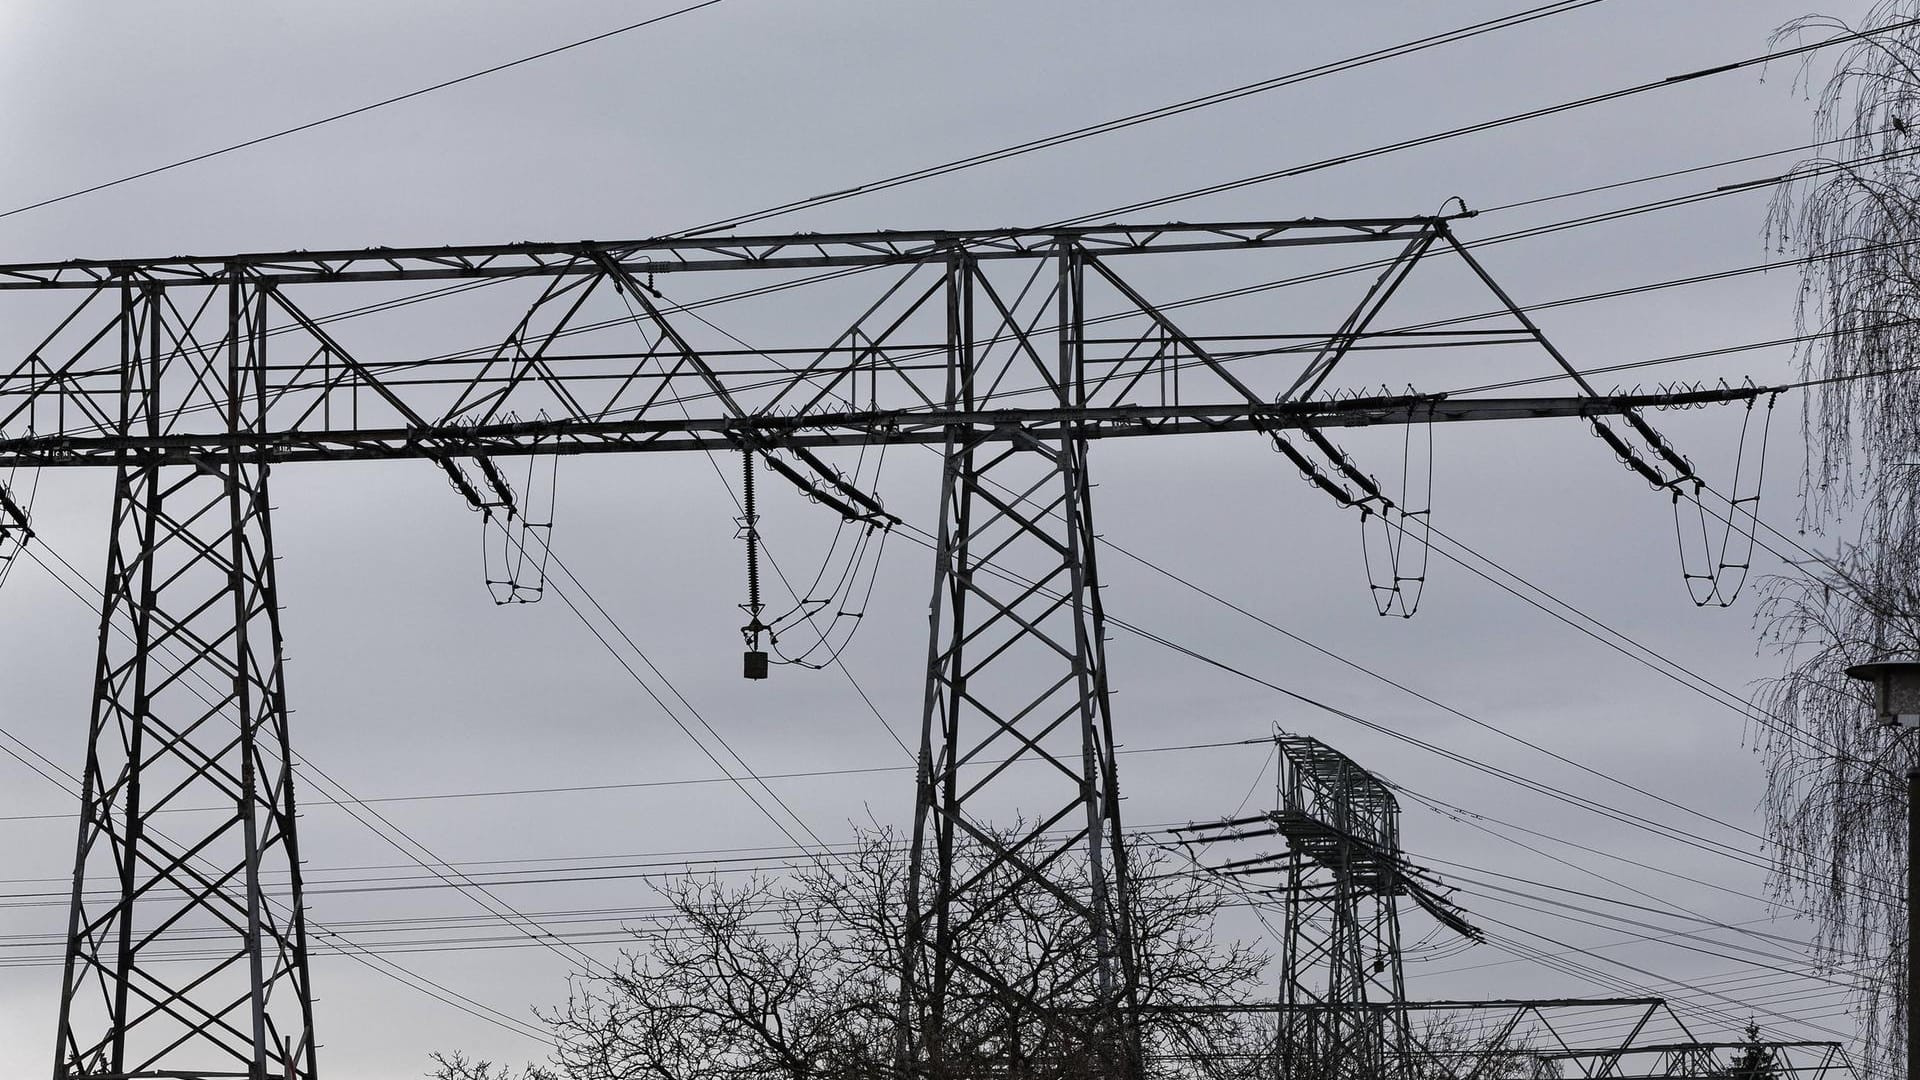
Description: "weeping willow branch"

(1762, 5), (1920, 1070)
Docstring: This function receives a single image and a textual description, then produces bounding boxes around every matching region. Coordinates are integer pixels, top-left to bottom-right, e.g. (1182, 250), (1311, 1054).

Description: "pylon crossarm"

(0, 386), (1771, 467)
(0, 219), (1457, 290)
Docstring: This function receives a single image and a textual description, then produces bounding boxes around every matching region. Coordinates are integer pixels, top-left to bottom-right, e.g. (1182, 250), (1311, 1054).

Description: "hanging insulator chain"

(741, 448), (770, 679)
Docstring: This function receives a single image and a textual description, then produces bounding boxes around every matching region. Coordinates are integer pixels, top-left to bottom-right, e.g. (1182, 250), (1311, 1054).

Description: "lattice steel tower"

(1177, 734), (1481, 1080)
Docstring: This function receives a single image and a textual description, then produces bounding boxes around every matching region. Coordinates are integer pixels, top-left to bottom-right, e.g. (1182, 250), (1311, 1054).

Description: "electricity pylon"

(0, 218), (1760, 1079)
(1177, 735), (1481, 1080)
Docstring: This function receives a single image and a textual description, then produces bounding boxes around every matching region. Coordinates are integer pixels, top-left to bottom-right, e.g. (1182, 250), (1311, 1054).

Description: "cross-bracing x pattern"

(0, 219), (1767, 1080)
(52, 281), (314, 1080)
(1274, 851), (1410, 1080)
(892, 248), (1140, 1078)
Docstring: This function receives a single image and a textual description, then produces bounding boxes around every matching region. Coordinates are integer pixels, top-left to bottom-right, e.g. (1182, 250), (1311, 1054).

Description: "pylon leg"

(53, 281), (315, 1080)
(897, 247), (1139, 1079)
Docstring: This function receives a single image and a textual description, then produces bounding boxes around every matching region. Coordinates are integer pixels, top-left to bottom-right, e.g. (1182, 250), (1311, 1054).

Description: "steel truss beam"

(0, 386), (1764, 468)
(1153, 1001), (1857, 1080)
(0, 218), (1762, 1079)
(0, 219), (1452, 290)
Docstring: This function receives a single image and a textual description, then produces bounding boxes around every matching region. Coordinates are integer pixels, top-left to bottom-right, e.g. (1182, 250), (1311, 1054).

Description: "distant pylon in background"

(1176, 733), (1478, 1080)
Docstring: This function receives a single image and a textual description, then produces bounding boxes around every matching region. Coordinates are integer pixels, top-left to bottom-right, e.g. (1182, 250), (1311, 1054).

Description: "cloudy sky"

(0, 2), (1888, 1076)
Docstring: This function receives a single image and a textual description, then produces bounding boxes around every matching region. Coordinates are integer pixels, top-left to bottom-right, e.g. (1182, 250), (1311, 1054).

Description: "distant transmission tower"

(1176, 734), (1479, 1080)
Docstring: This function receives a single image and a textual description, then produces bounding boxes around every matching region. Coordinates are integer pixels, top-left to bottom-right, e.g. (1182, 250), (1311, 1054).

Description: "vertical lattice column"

(899, 245), (1140, 1079)
(54, 278), (316, 1080)
(1271, 738), (1410, 1080)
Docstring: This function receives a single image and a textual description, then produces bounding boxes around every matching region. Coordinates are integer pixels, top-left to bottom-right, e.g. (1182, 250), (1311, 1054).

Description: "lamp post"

(1846, 658), (1920, 1080)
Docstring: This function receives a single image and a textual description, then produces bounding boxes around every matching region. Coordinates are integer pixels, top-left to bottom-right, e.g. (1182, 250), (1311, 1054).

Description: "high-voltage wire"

(672, 0), (1613, 236)
(871, 515), (1895, 914)
(492, 515), (841, 858)
(1466, 903), (1858, 1042)
(297, 145), (1899, 443)
(1065, 16), (1920, 224)
(0, 0), (730, 225)
(0, 696), (1864, 1044)
(888, 458), (1885, 897)
(1095, 534), (1815, 868)
(272, 120), (1896, 364)
(32, 108), (1886, 462)
(511, 260), (1898, 923)
(1169, 818), (1851, 1046)
(0, 825), (1859, 1033)
(0, 736), (1265, 825)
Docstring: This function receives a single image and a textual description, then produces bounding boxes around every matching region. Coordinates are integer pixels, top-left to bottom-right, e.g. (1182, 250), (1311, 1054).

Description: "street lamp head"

(1846, 659), (1920, 730)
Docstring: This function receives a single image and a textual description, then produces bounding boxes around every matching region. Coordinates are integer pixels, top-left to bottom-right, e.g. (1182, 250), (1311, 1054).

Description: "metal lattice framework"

(1157, 999), (1857, 1080)
(0, 218), (1766, 1079)
(1175, 735), (1483, 1080)
(52, 283), (314, 1080)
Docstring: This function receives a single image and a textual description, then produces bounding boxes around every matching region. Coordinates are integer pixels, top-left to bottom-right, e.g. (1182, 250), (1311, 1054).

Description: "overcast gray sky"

(0, 3), (1883, 1076)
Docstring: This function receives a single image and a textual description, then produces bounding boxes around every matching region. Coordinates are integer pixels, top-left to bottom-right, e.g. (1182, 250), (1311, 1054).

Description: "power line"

(0, 736), (1262, 825)
(874, 516), (1864, 904)
(1168, 822), (1849, 1047)
(1060, 17), (1920, 224)
(102, 26), (1877, 413)
(673, 0), (1612, 235)
(309, 141), (1894, 438)
(0, 0), (729, 225)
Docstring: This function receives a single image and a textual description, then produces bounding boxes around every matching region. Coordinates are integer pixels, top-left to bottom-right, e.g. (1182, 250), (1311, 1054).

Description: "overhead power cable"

(1172, 822), (1847, 1045)
(305, 138), (1892, 428)
(1456, 886), (1859, 1042)
(550, 270), (1892, 922)
(1061, 16), (1920, 223)
(0, 736), (1262, 825)
(22, 10), (1870, 400)
(5, 687), (1854, 1045)
(26, 79), (1881, 458)
(884, 405), (1884, 900)
(673, 0), (1611, 235)
(0, 0), (728, 225)
(1095, 535), (1796, 861)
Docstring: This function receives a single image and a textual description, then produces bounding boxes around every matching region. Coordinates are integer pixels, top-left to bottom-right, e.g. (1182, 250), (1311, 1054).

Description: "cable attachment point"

(1270, 414), (1433, 618)
(1586, 387), (1771, 607)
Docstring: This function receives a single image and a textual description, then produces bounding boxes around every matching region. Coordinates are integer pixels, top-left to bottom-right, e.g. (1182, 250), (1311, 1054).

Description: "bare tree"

(431, 829), (1267, 1080)
(1760, 4), (1920, 1071)
(1404, 1016), (1544, 1080)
